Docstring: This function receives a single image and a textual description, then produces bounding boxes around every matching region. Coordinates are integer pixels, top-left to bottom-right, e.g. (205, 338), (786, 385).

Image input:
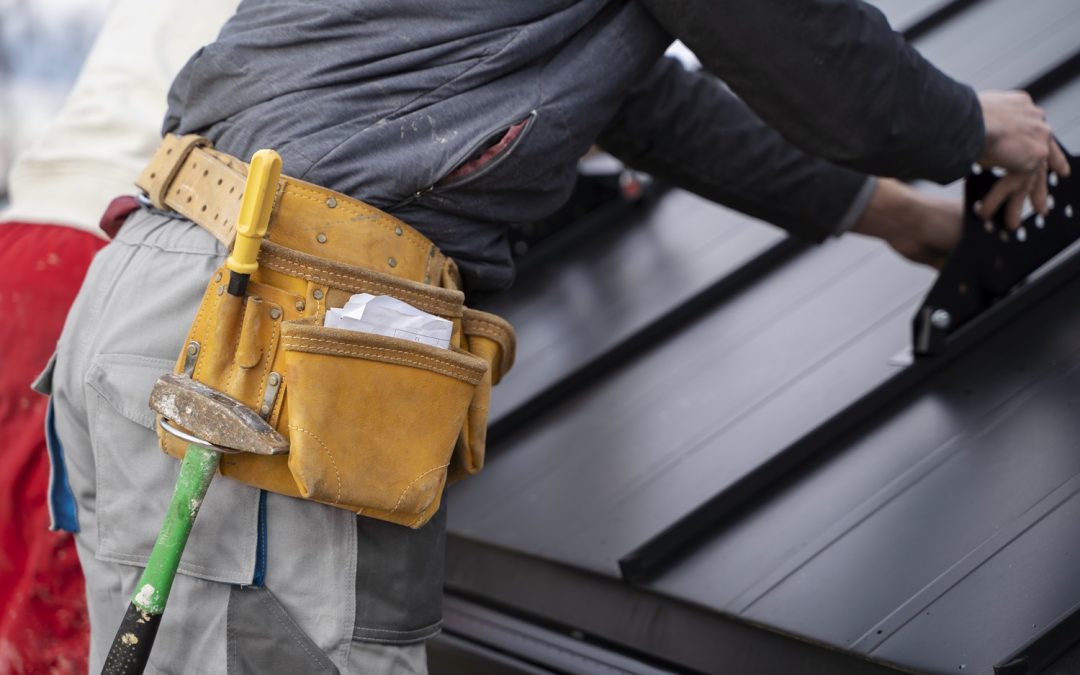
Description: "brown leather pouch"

(145, 134), (516, 527)
(451, 308), (516, 481)
(160, 252), (493, 527)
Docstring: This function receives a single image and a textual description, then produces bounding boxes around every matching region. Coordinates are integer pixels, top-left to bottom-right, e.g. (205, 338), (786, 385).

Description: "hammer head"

(150, 373), (288, 455)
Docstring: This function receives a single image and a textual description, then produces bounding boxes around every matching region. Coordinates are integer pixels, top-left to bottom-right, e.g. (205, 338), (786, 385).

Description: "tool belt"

(137, 134), (515, 528)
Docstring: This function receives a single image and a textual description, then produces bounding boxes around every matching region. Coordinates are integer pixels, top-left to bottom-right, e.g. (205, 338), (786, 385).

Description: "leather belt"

(135, 134), (458, 288)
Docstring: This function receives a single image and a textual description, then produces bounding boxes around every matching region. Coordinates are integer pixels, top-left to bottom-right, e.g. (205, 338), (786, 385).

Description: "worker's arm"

(635, 0), (1059, 189)
(597, 58), (959, 266)
(597, 57), (874, 243)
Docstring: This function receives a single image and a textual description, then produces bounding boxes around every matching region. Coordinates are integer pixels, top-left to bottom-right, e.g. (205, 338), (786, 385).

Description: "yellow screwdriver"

(226, 149), (282, 296)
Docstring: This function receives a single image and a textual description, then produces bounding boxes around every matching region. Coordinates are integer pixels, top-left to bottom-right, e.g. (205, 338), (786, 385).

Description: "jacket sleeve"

(635, 0), (984, 184)
(597, 57), (876, 242)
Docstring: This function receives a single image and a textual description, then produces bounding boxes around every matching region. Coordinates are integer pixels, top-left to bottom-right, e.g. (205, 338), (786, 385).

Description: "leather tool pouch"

(145, 135), (515, 528)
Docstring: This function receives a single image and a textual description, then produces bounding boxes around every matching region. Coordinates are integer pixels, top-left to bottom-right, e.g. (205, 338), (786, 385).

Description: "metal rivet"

(316, 233), (328, 244)
(216, 285), (224, 295)
(1016, 226), (1027, 242)
(295, 300), (306, 312)
(269, 307), (282, 320)
(1047, 195), (1056, 211)
(971, 163), (982, 175)
(1066, 205), (1074, 219)
(1049, 172), (1059, 187)
(1035, 215), (1046, 229)
(214, 272), (222, 282)
(930, 309), (952, 330)
(394, 226), (403, 236)
(186, 342), (199, 357)
(313, 289), (324, 300)
(268, 372), (281, 387)
(387, 257), (397, 268)
(326, 197), (337, 209)
(991, 166), (1006, 178)
(260, 404), (271, 416)
(983, 220), (994, 233)
(973, 200), (982, 216)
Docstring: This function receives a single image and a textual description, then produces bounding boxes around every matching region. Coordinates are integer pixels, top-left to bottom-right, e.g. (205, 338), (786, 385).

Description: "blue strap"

(252, 489), (267, 587)
(45, 399), (79, 533)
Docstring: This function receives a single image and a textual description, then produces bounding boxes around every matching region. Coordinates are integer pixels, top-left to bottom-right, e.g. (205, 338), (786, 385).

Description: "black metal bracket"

(913, 143), (1080, 356)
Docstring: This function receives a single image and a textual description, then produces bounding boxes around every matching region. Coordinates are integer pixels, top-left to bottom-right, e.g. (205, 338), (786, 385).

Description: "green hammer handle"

(101, 443), (220, 675)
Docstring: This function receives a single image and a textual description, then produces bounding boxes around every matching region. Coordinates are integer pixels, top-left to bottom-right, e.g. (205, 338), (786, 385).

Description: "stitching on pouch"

(285, 183), (429, 254)
(262, 255), (460, 315)
(283, 343), (479, 381)
(288, 425), (343, 505)
(390, 463), (449, 514)
(256, 309), (279, 407)
(282, 336), (484, 379)
(463, 325), (509, 341)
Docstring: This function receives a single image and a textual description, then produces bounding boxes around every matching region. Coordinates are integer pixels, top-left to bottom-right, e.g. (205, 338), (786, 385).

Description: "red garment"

(0, 222), (106, 674)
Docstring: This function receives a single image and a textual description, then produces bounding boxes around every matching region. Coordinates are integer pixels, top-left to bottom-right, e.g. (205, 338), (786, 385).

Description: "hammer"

(102, 149), (286, 674)
(100, 375), (288, 674)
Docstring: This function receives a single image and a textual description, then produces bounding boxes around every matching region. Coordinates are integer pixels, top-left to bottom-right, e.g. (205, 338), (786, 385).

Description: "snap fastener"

(326, 197), (337, 209)
(295, 300), (306, 312)
(316, 233), (328, 244)
(313, 289), (324, 300)
(269, 307), (282, 320)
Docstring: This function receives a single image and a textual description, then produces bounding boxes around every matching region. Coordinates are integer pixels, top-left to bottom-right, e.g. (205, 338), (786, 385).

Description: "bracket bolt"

(268, 372), (281, 387)
(930, 309), (952, 330)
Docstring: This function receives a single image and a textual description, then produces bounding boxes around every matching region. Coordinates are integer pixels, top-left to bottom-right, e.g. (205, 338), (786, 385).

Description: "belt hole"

(149, 172), (157, 179)
(203, 170), (209, 177)
(191, 162), (197, 169)
(201, 205), (207, 212)
(213, 213), (219, 220)
(217, 179), (223, 186)
(186, 196), (193, 203)
(229, 187), (235, 194)
(166, 148), (173, 155)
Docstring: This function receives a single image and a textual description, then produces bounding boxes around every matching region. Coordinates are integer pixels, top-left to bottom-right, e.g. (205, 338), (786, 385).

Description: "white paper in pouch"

(324, 293), (453, 349)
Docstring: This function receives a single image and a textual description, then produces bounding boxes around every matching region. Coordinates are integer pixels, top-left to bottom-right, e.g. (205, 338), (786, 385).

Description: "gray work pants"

(44, 210), (443, 673)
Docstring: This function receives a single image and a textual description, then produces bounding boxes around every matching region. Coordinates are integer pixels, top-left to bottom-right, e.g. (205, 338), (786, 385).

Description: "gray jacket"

(165, 0), (981, 294)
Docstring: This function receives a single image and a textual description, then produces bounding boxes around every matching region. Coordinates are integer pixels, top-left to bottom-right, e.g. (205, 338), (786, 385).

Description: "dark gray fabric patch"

(227, 586), (340, 674)
(354, 503), (446, 644)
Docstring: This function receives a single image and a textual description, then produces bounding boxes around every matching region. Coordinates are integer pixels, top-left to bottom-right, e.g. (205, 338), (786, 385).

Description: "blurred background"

(0, 0), (109, 208)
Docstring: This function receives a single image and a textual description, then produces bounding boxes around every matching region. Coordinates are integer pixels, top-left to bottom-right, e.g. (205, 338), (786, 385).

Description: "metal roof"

(435, 2), (1080, 673)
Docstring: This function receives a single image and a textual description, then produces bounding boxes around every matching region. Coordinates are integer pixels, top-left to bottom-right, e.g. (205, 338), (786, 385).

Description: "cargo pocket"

(450, 308), (516, 481)
(280, 318), (488, 528)
(86, 352), (258, 582)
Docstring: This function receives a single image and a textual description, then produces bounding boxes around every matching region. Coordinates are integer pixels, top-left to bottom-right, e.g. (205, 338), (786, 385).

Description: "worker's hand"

(851, 179), (961, 269)
(976, 90), (1071, 229)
